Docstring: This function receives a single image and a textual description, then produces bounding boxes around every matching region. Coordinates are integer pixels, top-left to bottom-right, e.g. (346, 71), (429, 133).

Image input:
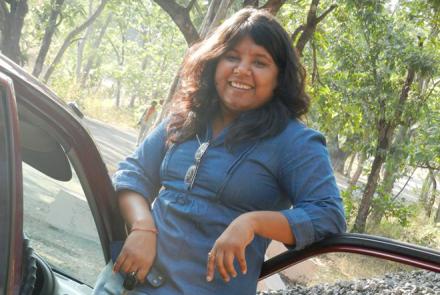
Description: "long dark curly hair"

(167, 8), (310, 147)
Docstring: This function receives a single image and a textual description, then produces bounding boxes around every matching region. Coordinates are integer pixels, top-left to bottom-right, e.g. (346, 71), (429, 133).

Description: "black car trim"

(260, 233), (440, 279)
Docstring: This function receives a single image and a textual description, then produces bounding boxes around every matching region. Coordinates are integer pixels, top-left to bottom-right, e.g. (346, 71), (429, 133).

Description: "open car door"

(0, 54), (126, 294)
(0, 72), (23, 294)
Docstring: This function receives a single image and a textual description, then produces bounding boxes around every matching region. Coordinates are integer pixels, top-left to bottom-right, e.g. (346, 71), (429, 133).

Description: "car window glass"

(82, 118), (136, 176)
(22, 161), (105, 286)
(257, 242), (433, 294)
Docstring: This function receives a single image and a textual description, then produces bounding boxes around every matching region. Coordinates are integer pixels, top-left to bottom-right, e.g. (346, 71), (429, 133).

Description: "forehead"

(229, 36), (273, 58)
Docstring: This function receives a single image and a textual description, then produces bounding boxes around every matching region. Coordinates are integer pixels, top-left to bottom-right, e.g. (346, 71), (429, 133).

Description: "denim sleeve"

(278, 128), (346, 250)
(112, 121), (167, 205)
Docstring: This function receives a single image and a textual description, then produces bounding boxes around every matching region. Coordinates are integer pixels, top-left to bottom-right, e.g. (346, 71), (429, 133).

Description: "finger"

(206, 250), (216, 282)
(224, 251), (237, 278)
(113, 253), (127, 273)
(236, 248), (247, 275)
(136, 264), (151, 284)
(121, 258), (135, 274)
(215, 251), (230, 282)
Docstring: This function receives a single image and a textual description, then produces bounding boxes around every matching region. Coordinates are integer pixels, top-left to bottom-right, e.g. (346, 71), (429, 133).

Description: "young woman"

(95, 8), (346, 295)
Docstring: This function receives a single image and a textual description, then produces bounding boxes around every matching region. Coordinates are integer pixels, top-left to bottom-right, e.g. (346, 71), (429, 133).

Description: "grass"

(368, 206), (440, 249)
(273, 202), (439, 289)
(49, 77), (142, 129)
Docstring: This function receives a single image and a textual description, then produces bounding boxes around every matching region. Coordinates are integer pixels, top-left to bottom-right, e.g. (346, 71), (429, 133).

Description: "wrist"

(130, 227), (158, 235)
(127, 218), (156, 235)
(242, 212), (260, 235)
(131, 218), (155, 229)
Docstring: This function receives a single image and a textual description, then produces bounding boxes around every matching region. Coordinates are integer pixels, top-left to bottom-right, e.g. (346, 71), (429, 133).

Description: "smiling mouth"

(229, 81), (253, 90)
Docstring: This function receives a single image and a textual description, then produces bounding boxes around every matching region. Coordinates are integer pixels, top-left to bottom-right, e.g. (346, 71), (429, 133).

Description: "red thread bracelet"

(130, 227), (158, 234)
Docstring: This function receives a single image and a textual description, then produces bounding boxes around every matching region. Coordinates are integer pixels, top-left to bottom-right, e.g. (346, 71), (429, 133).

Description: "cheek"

(215, 62), (230, 83)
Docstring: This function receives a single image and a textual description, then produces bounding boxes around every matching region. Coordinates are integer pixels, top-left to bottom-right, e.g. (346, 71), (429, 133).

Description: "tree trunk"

(328, 135), (348, 174)
(43, 0), (108, 82)
(1, 0), (28, 65)
(243, 0), (258, 8)
(128, 94), (136, 108)
(370, 125), (410, 225)
(352, 147), (387, 232)
(115, 79), (121, 107)
(420, 171), (432, 210)
(349, 153), (366, 189)
(435, 195), (440, 223)
(294, 0), (337, 56)
(76, 0), (94, 82)
(32, 0), (65, 77)
(81, 13), (112, 86)
(352, 67), (415, 233)
(199, 0), (231, 38)
(261, 0), (286, 14)
(427, 170), (437, 218)
(345, 153), (356, 178)
(152, 0), (199, 45)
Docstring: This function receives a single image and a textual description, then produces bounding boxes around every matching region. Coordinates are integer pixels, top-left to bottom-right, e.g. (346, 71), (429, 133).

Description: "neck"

(212, 112), (237, 138)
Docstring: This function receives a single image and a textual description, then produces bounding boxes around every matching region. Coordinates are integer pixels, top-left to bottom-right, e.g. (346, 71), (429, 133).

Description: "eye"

(224, 54), (239, 62)
(253, 60), (267, 67)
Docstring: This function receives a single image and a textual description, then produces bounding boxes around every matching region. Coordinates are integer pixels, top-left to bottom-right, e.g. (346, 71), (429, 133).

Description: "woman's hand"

(206, 211), (295, 283)
(113, 230), (157, 283)
(206, 213), (255, 283)
(114, 190), (157, 283)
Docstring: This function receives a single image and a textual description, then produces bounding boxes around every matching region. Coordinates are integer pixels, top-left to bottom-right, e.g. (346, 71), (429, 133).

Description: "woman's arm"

(113, 190), (157, 284)
(206, 211), (294, 283)
(207, 128), (346, 283)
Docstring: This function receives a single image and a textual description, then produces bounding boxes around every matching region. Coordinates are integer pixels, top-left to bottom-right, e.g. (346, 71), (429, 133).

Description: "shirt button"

(177, 196), (186, 205)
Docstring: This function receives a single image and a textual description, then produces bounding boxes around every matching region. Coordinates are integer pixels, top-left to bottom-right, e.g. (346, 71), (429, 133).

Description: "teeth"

(230, 81), (252, 90)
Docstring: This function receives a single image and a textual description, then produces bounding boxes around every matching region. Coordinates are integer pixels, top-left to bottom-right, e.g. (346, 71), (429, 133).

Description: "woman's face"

(214, 36), (279, 121)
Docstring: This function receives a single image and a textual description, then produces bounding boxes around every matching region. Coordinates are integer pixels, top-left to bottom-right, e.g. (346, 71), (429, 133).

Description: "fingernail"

(232, 273), (237, 278)
(206, 276), (212, 282)
(243, 270), (247, 275)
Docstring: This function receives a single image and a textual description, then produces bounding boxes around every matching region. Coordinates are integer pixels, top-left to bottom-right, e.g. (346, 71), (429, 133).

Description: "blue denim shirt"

(112, 119), (346, 295)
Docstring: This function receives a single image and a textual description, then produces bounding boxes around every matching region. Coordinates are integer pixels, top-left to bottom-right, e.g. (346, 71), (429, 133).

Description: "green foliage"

(372, 190), (415, 227)
(341, 187), (359, 224)
(14, 0), (440, 250)
(371, 205), (440, 248)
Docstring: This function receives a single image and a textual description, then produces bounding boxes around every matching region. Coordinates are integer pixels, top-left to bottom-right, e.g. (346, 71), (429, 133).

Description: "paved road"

(83, 117), (138, 174)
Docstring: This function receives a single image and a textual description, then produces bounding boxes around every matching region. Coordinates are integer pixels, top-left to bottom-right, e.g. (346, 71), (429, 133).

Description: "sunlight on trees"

(0, 0), (439, 247)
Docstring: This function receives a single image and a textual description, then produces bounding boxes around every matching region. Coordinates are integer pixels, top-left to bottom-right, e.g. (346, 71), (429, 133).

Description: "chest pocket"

(217, 144), (287, 212)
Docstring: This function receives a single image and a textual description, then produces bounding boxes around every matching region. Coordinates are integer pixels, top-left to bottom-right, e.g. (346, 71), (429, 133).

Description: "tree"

(292, 0), (337, 56)
(43, 0), (108, 82)
(0, 0), (28, 64)
(32, 0), (65, 77)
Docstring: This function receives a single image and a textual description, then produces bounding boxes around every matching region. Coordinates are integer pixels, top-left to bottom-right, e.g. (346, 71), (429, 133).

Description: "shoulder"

(270, 119), (326, 147)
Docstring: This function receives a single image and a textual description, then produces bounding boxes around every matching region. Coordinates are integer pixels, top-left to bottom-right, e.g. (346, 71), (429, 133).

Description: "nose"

(233, 61), (251, 75)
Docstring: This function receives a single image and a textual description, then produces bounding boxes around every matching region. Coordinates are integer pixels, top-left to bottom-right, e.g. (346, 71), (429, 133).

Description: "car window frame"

(0, 71), (23, 295)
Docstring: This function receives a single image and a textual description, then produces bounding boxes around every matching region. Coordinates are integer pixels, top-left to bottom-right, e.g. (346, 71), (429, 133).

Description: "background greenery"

(1, 0), (439, 248)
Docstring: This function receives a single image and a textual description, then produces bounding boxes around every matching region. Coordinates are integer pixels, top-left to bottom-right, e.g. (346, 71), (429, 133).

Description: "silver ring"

(129, 271), (137, 277)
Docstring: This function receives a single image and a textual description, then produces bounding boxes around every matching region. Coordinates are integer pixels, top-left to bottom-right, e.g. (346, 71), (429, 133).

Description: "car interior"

(18, 102), (74, 294)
